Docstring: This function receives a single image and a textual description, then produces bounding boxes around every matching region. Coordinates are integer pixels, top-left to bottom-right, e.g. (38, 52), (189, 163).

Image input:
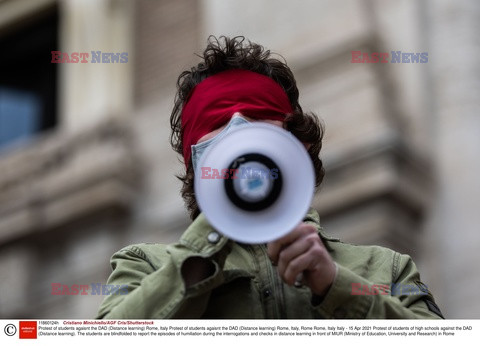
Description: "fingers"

(275, 232), (317, 280)
(267, 223), (317, 265)
(282, 251), (313, 285)
(275, 236), (310, 274)
(277, 232), (324, 285)
(267, 222), (336, 295)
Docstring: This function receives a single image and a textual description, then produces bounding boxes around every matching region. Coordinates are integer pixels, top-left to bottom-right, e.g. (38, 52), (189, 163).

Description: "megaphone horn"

(194, 122), (314, 244)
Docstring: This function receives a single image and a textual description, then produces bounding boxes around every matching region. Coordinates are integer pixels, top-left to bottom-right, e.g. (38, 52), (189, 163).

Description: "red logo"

(19, 321), (37, 339)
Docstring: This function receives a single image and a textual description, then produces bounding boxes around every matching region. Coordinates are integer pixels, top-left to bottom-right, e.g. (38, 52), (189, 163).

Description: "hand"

(267, 223), (336, 297)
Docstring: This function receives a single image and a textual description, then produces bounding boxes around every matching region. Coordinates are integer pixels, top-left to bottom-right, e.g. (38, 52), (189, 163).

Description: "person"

(96, 36), (444, 319)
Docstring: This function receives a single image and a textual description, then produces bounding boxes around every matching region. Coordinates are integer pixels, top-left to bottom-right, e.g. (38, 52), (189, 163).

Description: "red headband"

(181, 69), (293, 167)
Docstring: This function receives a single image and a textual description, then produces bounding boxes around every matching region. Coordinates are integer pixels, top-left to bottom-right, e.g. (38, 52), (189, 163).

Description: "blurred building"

(0, 0), (478, 319)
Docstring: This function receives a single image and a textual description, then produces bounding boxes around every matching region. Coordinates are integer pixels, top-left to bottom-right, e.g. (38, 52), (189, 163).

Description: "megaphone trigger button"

(207, 231), (221, 244)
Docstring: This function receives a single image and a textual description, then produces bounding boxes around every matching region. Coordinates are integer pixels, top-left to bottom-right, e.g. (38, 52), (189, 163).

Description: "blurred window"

(0, 5), (58, 150)
(0, 88), (40, 146)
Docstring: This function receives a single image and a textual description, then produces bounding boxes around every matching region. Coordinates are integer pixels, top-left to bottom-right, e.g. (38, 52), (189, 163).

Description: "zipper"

(259, 245), (287, 318)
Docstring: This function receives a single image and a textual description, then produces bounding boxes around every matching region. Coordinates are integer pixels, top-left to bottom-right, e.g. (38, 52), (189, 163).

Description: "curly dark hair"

(170, 36), (325, 220)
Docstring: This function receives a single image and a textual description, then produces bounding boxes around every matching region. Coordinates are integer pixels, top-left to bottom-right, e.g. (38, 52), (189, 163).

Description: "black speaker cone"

(224, 153), (282, 211)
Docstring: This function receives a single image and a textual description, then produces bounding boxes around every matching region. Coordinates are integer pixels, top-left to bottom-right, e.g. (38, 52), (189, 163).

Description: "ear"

(303, 142), (311, 151)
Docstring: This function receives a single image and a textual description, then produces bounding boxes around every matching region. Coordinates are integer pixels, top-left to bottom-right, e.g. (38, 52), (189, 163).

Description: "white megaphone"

(194, 122), (315, 244)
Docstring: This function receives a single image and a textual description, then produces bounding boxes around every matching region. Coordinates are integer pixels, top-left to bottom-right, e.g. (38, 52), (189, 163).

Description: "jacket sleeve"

(314, 252), (444, 319)
(96, 214), (231, 319)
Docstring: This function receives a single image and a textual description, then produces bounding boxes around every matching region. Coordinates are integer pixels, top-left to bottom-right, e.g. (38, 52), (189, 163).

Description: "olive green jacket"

(96, 209), (443, 319)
